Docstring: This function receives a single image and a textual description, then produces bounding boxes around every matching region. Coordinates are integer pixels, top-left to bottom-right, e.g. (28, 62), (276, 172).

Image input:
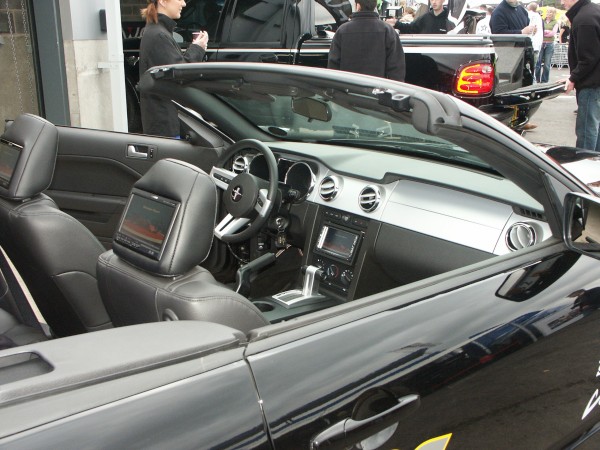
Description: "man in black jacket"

(386, 0), (455, 34)
(328, 0), (405, 81)
(563, 0), (600, 151)
(490, 0), (536, 35)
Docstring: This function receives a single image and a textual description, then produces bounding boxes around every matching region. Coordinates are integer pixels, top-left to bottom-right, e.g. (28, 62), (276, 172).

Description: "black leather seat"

(97, 159), (270, 334)
(0, 264), (47, 347)
(0, 308), (47, 349)
(0, 114), (113, 337)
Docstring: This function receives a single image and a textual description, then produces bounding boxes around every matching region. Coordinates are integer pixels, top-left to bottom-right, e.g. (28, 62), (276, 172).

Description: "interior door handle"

(310, 394), (420, 450)
(127, 144), (154, 159)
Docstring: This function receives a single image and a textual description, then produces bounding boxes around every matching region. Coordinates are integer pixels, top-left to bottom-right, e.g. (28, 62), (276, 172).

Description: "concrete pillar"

(59, 0), (127, 131)
(0, 1), (40, 128)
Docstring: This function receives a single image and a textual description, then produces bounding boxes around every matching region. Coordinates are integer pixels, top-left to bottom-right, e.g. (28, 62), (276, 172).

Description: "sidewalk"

(524, 67), (577, 148)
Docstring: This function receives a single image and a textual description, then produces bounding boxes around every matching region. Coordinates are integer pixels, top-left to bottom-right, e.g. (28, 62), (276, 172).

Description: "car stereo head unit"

(314, 224), (360, 263)
(114, 189), (180, 261)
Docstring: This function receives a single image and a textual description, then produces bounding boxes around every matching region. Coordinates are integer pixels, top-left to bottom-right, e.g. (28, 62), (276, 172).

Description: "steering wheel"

(210, 139), (279, 244)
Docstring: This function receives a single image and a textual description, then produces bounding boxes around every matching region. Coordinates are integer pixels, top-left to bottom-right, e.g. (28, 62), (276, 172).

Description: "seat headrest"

(113, 158), (218, 276)
(0, 114), (58, 200)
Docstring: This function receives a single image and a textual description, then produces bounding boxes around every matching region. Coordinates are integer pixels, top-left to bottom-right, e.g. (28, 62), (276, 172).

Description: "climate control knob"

(326, 264), (339, 279)
(341, 269), (353, 286)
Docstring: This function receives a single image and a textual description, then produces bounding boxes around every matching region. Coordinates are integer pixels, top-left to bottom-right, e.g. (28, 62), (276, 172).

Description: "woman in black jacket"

(139, 0), (208, 137)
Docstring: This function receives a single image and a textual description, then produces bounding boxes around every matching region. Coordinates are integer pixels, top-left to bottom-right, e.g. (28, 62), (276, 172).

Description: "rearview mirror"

(564, 192), (600, 257)
(292, 98), (331, 122)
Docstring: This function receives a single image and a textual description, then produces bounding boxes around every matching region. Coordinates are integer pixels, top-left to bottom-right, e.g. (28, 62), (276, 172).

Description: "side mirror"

(564, 192), (600, 258)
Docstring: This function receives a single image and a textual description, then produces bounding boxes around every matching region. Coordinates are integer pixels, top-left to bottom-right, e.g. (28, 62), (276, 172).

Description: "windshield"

(209, 83), (494, 172)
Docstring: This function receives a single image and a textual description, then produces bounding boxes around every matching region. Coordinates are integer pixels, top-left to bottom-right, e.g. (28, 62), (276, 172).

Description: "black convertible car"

(1, 63), (600, 449)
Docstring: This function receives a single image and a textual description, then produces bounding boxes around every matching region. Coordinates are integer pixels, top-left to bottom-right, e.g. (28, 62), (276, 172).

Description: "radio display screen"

(315, 225), (359, 261)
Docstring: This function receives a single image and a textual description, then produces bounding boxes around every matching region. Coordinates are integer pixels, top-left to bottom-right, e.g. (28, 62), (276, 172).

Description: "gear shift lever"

(271, 265), (326, 307)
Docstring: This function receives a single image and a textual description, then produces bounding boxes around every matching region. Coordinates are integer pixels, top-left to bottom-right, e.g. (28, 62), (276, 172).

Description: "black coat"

(395, 8), (455, 34)
(328, 11), (405, 81)
(566, 0), (600, 90)
(139, 14), (205, 137)
(489, 0), (529, 34)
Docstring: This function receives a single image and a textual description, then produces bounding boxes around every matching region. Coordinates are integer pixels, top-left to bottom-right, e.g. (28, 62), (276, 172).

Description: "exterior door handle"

(310, 393), (420, 450)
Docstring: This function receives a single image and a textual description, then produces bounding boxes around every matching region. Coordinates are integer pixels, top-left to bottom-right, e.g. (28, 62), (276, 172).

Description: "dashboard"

(230, 141), (552, 258)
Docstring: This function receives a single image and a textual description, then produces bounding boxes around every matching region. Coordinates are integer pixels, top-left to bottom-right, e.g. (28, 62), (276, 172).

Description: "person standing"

(527, 2), (544, 80)
(386, 0), (455, 34)
(139, 0), (209, 138)
(535, 7), (559, 83)
(490, 0), (536, 35)
(562, 0), (600, 151)
(328, 0), (406, 81)
(559, 15), (571, 43)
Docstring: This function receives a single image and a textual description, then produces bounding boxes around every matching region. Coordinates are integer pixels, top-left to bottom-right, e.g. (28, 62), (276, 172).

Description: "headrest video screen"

(114, 190), (180, 260)
(0, 139), (21, 189)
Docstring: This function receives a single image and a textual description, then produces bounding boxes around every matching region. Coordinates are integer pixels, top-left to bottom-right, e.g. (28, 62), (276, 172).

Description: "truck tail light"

(453, 63), (494, 96)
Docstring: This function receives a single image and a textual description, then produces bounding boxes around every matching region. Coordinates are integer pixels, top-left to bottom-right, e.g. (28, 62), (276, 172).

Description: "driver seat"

(96, 158), (270, 334)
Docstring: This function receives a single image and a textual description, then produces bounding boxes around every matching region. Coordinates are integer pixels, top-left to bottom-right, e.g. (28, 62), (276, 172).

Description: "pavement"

(523, 67), (577, 148)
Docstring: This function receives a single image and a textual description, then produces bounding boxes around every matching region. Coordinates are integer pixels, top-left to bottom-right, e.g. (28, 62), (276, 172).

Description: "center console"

(310, 208), (368, 297)
(250, 207), (369, 323)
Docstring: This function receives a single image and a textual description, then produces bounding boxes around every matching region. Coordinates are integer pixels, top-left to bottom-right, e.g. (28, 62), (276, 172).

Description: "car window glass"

(228, 0), (287, 42)
(178, 0), (225, 39)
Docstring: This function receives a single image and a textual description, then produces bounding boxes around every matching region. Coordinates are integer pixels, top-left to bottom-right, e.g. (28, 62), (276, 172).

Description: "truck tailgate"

(494, 82), (565, 107)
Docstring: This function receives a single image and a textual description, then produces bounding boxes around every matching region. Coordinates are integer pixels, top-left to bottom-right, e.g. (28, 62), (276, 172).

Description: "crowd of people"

(327, 0), (599, 151)
(139, 0), (600, 152)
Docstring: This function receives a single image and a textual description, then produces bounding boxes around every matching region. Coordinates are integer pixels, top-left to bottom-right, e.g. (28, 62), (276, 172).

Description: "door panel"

(248, 250), (600, 449)
(48, 126), (221, 246)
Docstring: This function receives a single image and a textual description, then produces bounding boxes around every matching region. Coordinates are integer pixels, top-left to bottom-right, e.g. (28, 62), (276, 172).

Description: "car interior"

(0, 101), (560, 349)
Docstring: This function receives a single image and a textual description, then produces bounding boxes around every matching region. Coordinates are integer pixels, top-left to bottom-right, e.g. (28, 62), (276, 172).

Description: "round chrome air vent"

(319, 176), (340, 201)
(505, 222), (537, 251)
(232, 155), (250, 174)
(359, 185), (381, 212)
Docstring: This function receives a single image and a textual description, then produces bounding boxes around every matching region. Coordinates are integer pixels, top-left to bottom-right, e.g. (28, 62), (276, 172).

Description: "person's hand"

(564, 79), (575, 95)
(192, 31), (209, 50)
(522, 25), (535, 35)
(385, 17), (397, 25)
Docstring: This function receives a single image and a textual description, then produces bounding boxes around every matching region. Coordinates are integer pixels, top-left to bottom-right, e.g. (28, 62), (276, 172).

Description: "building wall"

(1, 1), (143, 132)
(0, 1), (39, 129)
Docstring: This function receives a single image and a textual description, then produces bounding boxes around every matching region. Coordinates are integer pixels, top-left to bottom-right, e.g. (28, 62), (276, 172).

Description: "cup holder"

(253, 301), (275, 312)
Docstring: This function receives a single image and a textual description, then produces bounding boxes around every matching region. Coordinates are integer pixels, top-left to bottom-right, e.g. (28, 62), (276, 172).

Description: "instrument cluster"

(232, 153), (316, 203)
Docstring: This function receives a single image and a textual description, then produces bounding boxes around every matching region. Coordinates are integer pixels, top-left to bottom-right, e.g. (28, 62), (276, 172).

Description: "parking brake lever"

(235, 252), (277, 297)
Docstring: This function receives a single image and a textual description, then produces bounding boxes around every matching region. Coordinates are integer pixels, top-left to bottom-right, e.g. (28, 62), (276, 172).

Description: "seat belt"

(0, 246), (53, 338)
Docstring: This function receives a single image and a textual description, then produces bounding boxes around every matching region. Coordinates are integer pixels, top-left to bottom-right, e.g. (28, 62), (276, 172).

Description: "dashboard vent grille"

(319, 176), (340, 201)
(505, 222), (537, 251)
(232, 155), (249, 174)
(516, 207), (545, 221)
(359, 186), (381, 212)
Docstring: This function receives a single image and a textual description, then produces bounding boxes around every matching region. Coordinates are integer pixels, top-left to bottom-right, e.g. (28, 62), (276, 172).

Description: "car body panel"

(0, 322), (270, 449)
(247, 248), (600, 449)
